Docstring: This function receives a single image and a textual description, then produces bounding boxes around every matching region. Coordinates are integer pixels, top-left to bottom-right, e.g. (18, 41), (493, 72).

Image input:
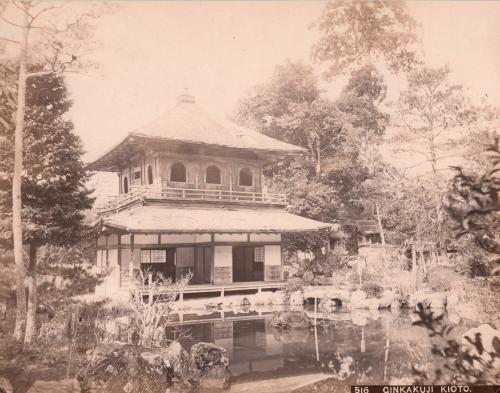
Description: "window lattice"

(141, 249), (166, 263)
(254, 246), (265, 262)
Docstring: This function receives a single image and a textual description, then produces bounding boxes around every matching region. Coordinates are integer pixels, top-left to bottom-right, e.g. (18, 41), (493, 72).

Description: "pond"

(159, 305), (436, 390)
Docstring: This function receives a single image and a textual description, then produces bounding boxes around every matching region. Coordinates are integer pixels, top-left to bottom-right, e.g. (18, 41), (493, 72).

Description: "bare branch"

(0, 36), (20, 44)
(28, 3), (66, 27)
(0, 14), (24, 28)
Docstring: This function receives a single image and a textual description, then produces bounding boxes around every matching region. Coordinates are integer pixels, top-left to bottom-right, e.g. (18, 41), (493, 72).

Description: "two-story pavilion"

(88, 93), (330, 298)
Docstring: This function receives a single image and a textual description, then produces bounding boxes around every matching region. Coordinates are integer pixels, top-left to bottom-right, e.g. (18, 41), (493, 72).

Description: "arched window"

(206, 165), (221, 184)
(239, 168), (253, 186)
(123, 176), (129, 194)
(147, 165), (154, 185)
(170, 162), (186, 182)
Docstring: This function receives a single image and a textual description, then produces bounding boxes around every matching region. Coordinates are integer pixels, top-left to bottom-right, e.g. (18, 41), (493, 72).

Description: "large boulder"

(271, 311), (311, 329)
(461, 324), (500, 371)
(303, 287), (326, 300)
(319, 298), (340, 313)
(366, 298), (380, 310)
(411, 292), (447, 309)
(79, 342), (188, 392)
(188, 342), (230, 389)
(350, 290), (367, 309)
(272, 290), (287, 305)
(378, 290), (396, 309)
(141, 341), (189, 382)
(350, 310), (370, 327)
(289, 290), (304, 306)
(253, 292), (274, 305)
(325, 288), (350, 303)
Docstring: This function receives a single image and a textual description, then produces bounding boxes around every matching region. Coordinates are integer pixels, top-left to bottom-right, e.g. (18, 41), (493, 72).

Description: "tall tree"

(0, 0), (102, 342)
(445, 136), (500, 274)
(235, 61), (388, 255)
(392, 65), (475, 180)
(0, 74), (94, 344)
(311, 0), (418, 78)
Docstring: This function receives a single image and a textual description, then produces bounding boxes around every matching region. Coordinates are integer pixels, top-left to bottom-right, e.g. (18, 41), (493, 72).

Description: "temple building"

(88, 93), (330, 298)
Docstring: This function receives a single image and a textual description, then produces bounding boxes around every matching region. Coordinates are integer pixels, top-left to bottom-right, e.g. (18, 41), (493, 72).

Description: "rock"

(188, 342), (230, 389)
(274, 328), (310, 344)
(319, 298), (338, 313)
(0, 302), (6, 320)
(271, 311), (311, 329)
(253, 292), (274, 305)
(410, 291), (447, 309)
(390, 301), (400, 310)
(351, 310), (370, 326)
(429, 292), (447, 309)
(26, 379), (79, 393)
(378, 290), (396, 309)
(303, 287), (325, 300)
(272, 290), (286, 305)
(367, 298), (380, 310)
(447, 293), (459, 308)
(204, 301), (220, 310)
(350, 290), (367, 309)
(81, 342), (189, 390)
(0, 377), (13, 393)
(289, 290), (304, 306)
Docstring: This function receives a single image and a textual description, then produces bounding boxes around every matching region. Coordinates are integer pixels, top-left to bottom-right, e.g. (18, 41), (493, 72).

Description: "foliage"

(390, 270), (415, 305)
(0, 74), (94, 248)
(392, 65), (476, 178)
(235, 60), (389, 254)
(412, 304), (500, 384)
(311, 0), (418, 77)
(128, 271), (191, 348)
(445, 136), (500, 275)
(425, 266), (462, 292)
(361, 280), (383, 298)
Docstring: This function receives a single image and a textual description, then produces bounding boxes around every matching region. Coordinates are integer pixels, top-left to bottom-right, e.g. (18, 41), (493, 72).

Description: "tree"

(0, 74), (94, 344)
(311, 0), (418, 78)
(0, 1), (102, 342)
(235, 61), (388, 256)
(393, 65), (475, 180)
(389, 65), (477, 257)
(445, 136), (500, 274)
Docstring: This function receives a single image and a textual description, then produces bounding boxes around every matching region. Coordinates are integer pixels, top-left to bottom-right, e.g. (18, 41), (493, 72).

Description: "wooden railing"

(96, 184), (287, 214)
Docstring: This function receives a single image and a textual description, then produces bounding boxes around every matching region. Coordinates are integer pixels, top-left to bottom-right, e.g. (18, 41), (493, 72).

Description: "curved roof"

(132, 95), (302, 152)
(87, 94), (303, 171)
(102, 205), (331, 233)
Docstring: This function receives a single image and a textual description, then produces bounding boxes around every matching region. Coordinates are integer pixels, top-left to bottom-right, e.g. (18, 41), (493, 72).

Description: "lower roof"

(101, 206), (331, 233)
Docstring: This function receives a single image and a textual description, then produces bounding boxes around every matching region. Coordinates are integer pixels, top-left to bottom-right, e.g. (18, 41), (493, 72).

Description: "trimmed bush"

(425, 266), (463, 292)
(361, 281), (384, 298)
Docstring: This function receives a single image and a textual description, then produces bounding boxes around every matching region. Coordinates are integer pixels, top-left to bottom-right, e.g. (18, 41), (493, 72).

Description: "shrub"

(425, 266), (463, 292)
(286, 276), (304, 292)
(390, 271), (416, 305)
(361, 281), (384, 298)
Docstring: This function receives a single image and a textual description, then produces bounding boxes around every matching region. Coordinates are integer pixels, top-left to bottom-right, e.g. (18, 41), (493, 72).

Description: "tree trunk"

(375, 203), (388, 281)
(12, 10), (29, 342)
(315, 143), (321, 177)
(24, 244), (37, 345)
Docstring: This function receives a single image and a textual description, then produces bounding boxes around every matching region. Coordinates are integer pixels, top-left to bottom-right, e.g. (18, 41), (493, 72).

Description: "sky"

(64, 1), (500, 164)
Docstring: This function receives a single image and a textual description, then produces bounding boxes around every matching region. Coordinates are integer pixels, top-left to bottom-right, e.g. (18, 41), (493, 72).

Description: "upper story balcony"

(95, 182), (287, 216)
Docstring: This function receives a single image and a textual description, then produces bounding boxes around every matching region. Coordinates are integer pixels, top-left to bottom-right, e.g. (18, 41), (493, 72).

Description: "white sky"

(63, 1), (500, 164)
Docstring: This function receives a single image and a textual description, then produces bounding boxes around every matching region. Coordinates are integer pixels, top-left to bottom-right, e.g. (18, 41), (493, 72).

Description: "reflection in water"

(164, 308), (432, 385)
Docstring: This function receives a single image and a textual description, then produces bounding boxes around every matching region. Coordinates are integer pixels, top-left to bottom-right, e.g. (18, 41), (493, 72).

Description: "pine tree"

(0, 74), (94, 343)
